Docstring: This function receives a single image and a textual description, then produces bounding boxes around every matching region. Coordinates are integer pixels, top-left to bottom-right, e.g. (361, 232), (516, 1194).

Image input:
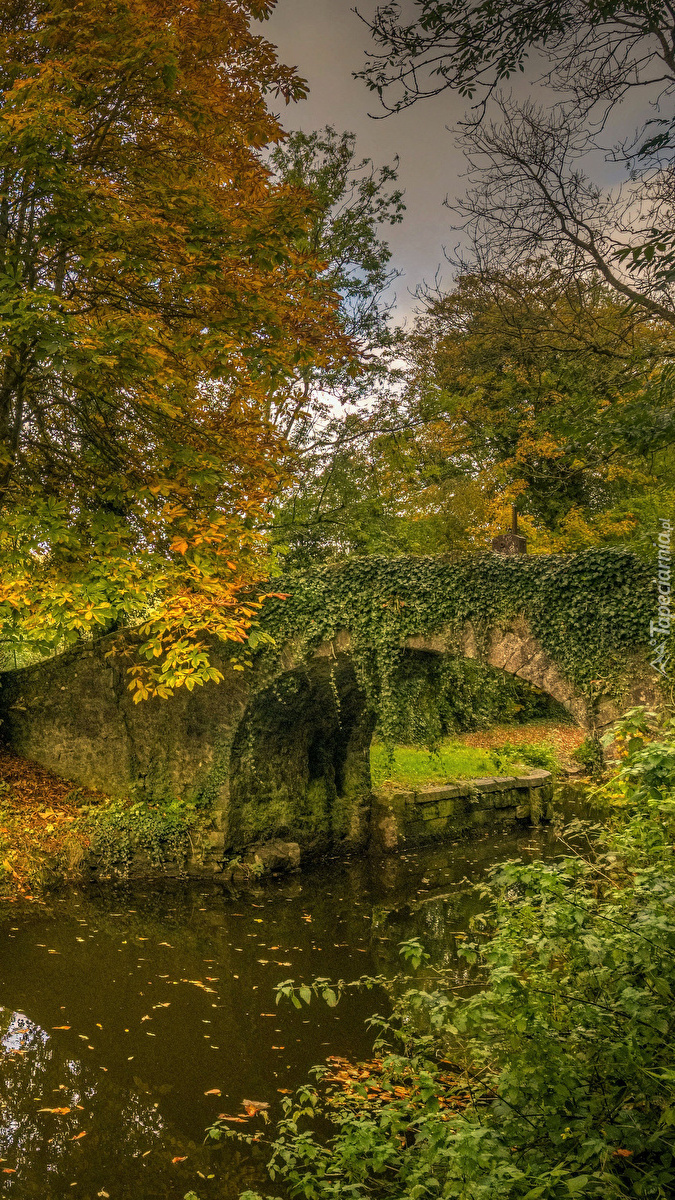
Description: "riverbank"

(0, 750), (97, 902)
(0, 720), (590, 903)
(370, 718), (584, 790)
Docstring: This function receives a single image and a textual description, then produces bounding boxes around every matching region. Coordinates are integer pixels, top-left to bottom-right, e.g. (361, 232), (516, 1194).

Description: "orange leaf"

(171, 1156), (188, 1164)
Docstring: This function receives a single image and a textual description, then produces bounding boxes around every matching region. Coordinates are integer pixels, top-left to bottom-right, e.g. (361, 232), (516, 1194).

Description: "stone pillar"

(492, 532), (527, 555)
(492, 504), (527, 555)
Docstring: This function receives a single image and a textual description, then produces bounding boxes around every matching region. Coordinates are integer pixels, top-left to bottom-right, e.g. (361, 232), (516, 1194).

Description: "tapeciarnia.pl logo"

(650, 518), (672, 679)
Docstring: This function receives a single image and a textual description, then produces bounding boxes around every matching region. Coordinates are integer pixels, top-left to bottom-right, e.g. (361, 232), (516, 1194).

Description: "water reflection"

(0, 823), (561, 1198)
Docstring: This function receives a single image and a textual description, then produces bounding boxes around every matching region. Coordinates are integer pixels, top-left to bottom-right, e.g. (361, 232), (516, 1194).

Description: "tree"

(359, 2), (675, 329)
(403, 266), (675, 551)
(270, 126), (405, 432)
(0, 0), (348, 696)
(266, 126), (409, 563)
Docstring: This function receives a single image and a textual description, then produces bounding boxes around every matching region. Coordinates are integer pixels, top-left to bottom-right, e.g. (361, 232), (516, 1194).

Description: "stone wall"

(370, 770), (555, 853)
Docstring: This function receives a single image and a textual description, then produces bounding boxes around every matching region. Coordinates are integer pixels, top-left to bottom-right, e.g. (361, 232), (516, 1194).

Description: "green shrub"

(79, 797), (203, 877)
(572, 736), (605, 777)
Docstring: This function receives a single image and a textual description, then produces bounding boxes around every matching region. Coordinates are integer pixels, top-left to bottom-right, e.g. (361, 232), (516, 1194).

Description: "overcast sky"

(265, 0), (470, 321)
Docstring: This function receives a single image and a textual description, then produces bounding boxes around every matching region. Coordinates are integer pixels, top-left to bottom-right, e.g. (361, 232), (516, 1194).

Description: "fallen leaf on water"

(158, 942), (173, 947)
(204, 1089), (221, 1096)
(98, 1191), (110, 1198)
(253, 919), (263, 923)
(260, 1013), (276, 1018)
(142, 1150), (151, 1157)
(38, 1107), (70, 1115)
(217, 1115), (248, 1123)
(171, 1156), (187, 1164)
(71, 1131), (87, 1141)
(141, 1015), (152, 1022)
(243, 1099), (270, 1116)
(2, 1168), (16, 1174)
(271, 1046), (285, 1050)
(277, 1088), (291, 1094)
(52, 1025), (70, 1030)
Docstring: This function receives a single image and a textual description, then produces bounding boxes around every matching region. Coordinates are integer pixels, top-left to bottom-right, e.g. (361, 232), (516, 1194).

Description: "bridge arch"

(0, 550), (661, 863)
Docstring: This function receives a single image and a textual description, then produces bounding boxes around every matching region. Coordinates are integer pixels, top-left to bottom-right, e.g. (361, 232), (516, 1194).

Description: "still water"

(0, 825), (562, 1200)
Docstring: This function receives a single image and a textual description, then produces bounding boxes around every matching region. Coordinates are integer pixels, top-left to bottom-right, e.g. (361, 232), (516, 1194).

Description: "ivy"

(250, 548), (657, 743)
(78, 798), (204, 878)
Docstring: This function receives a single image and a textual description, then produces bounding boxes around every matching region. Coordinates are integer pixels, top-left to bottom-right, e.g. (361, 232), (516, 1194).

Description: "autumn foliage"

(0, 0), (349, 695)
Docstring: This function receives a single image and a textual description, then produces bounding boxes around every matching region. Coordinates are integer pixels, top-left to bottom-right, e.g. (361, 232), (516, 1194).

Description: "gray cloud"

(264, 0), (470, 318)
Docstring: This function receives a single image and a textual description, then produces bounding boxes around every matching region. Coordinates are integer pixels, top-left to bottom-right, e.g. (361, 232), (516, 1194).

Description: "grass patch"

(370, 721), (573, 790)
(370, 740), (506, 788)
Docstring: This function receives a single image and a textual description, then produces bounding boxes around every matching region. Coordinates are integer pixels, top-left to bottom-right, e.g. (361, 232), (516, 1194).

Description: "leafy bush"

(79, 797), (204, 878)
(572, 736), (605, 777)
(242, 708), (675, 1200)
(374, 655), (571, 748)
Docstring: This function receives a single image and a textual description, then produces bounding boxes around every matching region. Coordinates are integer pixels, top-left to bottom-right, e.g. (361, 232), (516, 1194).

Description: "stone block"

(490, 776), (517, 791)
(415, 802), (439, 821)
(436, 798), (456, 819)
(514, 774), (547, 788)
(515, 804), (531, 821)
(494, 789), (518, 809)
(415, 784), (462, 804)
(246, 840), (301, 874)
(470, 777), (497, 792)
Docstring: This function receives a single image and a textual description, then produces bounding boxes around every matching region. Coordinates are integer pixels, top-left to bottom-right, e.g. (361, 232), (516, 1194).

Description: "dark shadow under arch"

(227, 653), (375, 852)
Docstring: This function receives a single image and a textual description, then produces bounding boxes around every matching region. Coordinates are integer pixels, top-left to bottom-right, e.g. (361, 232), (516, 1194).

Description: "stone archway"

(0, 551), (660, 865)
(405, 620), (590, 729)
(226, 653), (374, 854)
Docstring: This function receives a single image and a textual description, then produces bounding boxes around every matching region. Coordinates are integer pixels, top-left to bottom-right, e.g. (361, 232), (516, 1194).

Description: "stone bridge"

(0, 551), (660, 862)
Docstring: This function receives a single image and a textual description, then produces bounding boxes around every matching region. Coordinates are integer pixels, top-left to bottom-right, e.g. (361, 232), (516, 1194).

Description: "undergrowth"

(236, 706), (675, 1200)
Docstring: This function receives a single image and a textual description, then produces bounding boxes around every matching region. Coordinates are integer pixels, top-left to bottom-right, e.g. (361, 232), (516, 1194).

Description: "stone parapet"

(370, 770), (554, 853)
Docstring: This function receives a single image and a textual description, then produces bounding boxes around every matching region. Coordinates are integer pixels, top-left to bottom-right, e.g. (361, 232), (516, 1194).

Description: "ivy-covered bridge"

(0, 550), (661, 859)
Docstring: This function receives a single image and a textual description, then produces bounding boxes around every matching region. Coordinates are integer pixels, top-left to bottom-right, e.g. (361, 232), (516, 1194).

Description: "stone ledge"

(371, 770), (554, 853)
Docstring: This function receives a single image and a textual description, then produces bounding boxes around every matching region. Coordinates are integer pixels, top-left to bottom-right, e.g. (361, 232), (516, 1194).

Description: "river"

(0, 822), (566, 1199)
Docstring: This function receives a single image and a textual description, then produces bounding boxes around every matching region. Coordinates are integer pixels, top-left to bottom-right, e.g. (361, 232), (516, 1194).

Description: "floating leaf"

(242, 1099), (270, 1116)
